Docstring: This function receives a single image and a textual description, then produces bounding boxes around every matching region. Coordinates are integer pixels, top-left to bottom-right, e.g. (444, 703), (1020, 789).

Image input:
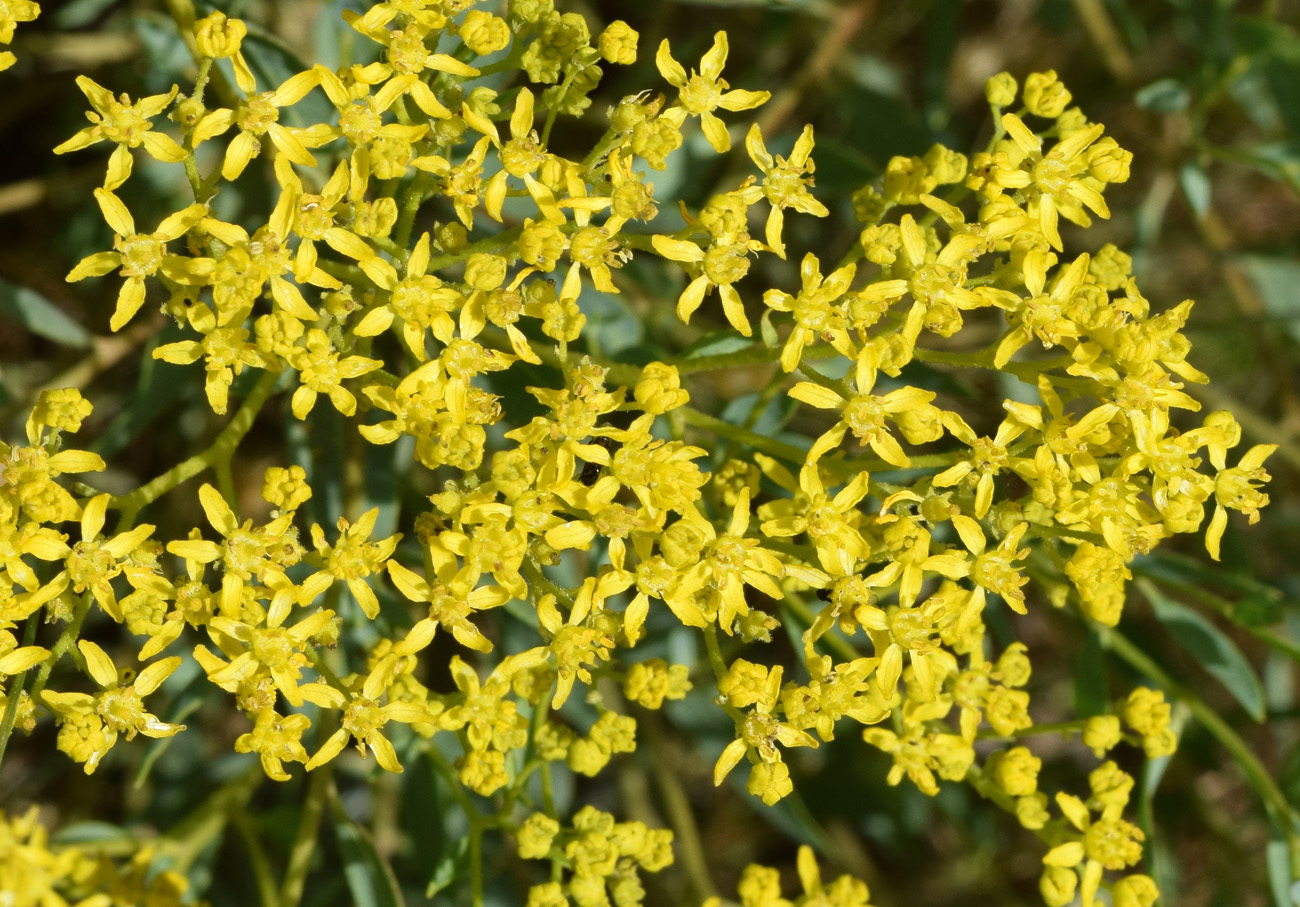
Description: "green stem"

(394, 169), (435, 253)
(111, 368), (281, 530)
(973, 720), (1082, 741)
(680, 406), (807, 464)
(163, 767), (262, 874)
(0, 614), (40, 773)
(426, 743), (486, 906)
(1103, 627), (1300, 876)
(540, 66), (580, 148)
(279, 761), (332, 907)
(27, 592), (94, 704)
(643, 714), (716, 900)
(231, 809), (281, 907)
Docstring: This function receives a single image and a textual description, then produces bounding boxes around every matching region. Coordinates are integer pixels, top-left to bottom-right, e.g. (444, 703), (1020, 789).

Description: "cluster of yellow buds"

(0, 1), (1274, 905)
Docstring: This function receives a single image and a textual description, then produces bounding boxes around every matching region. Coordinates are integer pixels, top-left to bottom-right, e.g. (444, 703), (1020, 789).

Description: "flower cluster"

(0, 0), (38, 72)
(0, 806), (191, 907)
(0, 3), (1275, 905)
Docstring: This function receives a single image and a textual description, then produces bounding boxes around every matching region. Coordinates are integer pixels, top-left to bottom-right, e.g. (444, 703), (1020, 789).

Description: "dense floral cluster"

(0, 805), (191, 907)
(0, 1), (1275, 905)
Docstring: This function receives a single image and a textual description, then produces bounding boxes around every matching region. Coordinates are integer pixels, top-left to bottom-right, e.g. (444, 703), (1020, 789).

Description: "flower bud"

(194, 12), (246, 60)
(599, 21), (639, 65)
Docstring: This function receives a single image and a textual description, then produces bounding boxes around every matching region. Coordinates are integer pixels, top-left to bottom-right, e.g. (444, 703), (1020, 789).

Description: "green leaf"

(50, 821), (134, 846)
(1239, 255), (1300, 344)
(1073, 630), (1109, 718)
(331, 797), (405, 907)
(1180, 162), (1212, 218)
(1266, 835), (1298, 906)
(680, 330), (754, 359)
(424, 836), (469, 898)
(1140, 579), (1267, 721)
(1237, 593), (1285, 628)
(1135, 78), (1190, 113)
(0, 278), (91, 348)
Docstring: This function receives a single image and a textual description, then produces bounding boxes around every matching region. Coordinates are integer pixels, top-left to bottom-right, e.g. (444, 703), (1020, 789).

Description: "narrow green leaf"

(1135, 78), (1190, 113)
(1266, 835), (1295, 906)
(1239, 255), (1300, 344)
(680, 330), (753, 359)
(1140, 579), (1267, 721)
(1180, 162), (1212, 218)
(424, 836), (468, 898)
(331, 798), (405, 907)
(1073, 630), (1109, 718)
(0, 279), (91, 348)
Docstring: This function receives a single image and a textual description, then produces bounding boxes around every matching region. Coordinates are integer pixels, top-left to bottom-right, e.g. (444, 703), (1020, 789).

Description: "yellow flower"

(1205, 443), (1276, 560)
(386, 552), (510, 655)
(287, 329), (383, 419)
(743, 124), (829, 257)
(655, 31), (770, 153)
(302, 509), (400, 619)
(166, 483), (301, 619)
(713, 662), (817, 805)
(192, 70), (322, 180)
(44, 640), (184, 773)
(54, 78), (186, 190)
(65, 189), (208, 331)
(762, 253), (856, 371)
(0, 1), (38, 71)
(300, 668), (431, 773)
(47, 493), (156, 622)
(193, 11), (256, 92)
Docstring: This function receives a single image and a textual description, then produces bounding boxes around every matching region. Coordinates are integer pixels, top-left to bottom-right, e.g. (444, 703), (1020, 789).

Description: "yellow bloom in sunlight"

(47, 494), (156, 623)
(65, 189), (208, 331)
(53, 78), (186, 190)
(386, 552), (511, 654)
(713, 662), (817, 805)
(300, 669), (431, 773)
(192, 69), (322, 180)
(1204, 443), (1275, 560)
(742, 124), (829, 258)
(655, 31), (770, 152)
(166, 483), (301, 619)
(762, 253), (857, 372)
(288, 329), (383, 419)
(44, 640), (184, 773)
(760, 457), (871, 576)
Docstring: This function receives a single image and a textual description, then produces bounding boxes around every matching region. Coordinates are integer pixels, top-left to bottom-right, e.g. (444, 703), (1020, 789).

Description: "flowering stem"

(974, 720), (1082, 741)
(1103, 626), (1300, 876)
(680, 405), (807, 464)
(230, 809), (280, 907)
(112, 368), (281, 530)
(26, 592), (94, 706)
(541, 66), (580, 148)
(394, 169), (435, 252)
(642, 712), (717, 900)
(426, 743), (486, 905)
(0, 614), (39, 772)
(279, 752), (332, 907)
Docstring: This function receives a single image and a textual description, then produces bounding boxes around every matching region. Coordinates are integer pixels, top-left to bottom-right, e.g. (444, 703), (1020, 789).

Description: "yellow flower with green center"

(54, 77), (186, 189)
(65, 189), (208, 331)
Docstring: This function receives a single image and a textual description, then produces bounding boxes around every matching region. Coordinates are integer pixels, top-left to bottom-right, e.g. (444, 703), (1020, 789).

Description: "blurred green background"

(3, 1), (1300, 905)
